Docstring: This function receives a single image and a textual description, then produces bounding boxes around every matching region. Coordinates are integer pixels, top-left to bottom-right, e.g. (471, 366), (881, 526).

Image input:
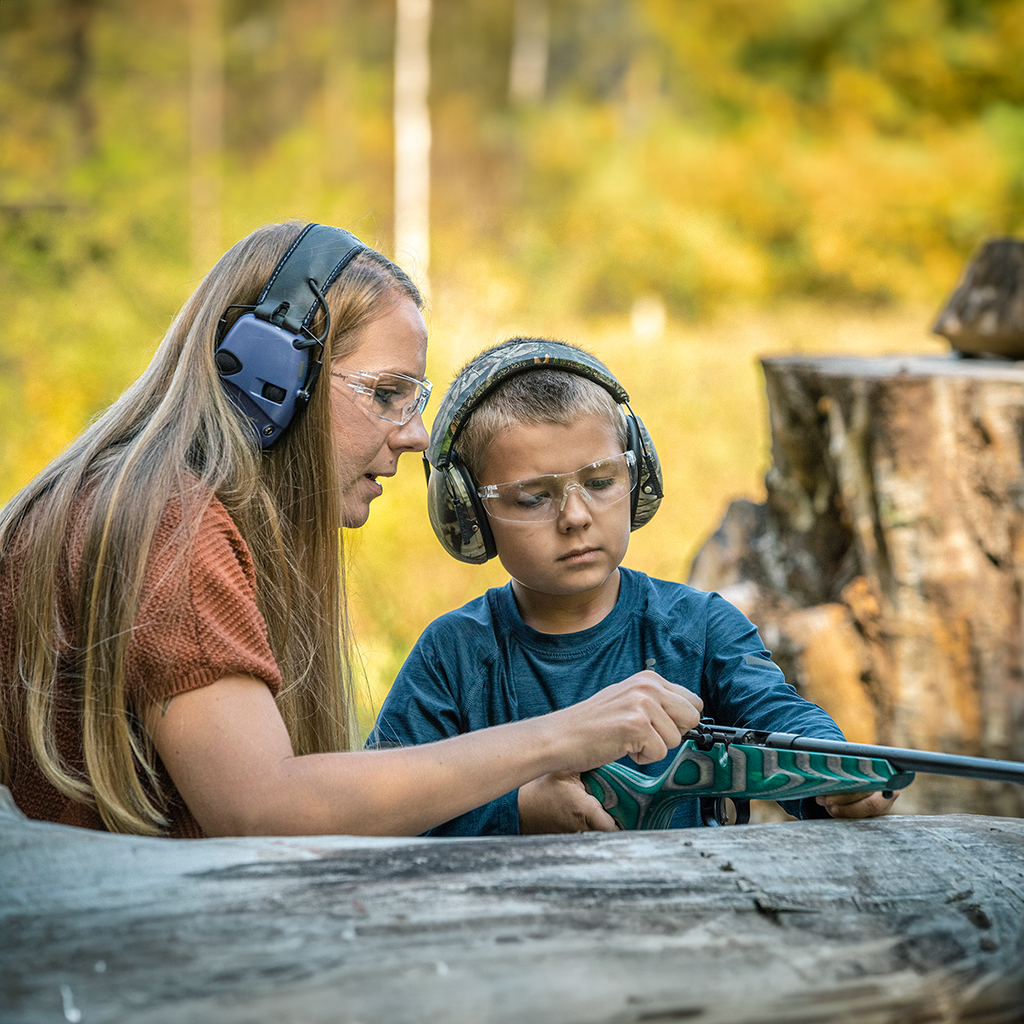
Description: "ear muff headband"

(424, 338), (664, 564)
(216, 224), (366, 448)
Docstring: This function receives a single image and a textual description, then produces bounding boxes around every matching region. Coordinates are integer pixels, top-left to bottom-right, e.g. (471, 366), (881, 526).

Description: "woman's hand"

(518, 771), (618, 834)
(816, 789), (900, 818)
(549, 670), (704, 773)
(516, 671), (702, 836)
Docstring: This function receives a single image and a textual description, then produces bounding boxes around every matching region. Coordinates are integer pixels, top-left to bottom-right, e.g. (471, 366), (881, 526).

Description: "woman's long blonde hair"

(0, 221), (421, 835)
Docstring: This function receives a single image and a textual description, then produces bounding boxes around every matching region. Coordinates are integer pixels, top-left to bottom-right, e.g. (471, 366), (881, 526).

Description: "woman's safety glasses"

(476, 450), (637, 522)
(330, 368), (432, 425)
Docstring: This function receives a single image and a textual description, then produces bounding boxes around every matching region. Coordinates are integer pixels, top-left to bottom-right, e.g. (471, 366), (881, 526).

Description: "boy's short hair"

(454, 342), (629, 478)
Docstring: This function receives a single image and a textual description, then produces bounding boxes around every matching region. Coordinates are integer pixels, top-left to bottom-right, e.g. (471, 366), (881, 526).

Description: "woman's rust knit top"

(0, 495), (282, 837)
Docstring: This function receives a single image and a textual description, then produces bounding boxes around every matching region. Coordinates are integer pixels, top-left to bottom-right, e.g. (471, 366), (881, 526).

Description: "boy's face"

(476, 413), (632, 605)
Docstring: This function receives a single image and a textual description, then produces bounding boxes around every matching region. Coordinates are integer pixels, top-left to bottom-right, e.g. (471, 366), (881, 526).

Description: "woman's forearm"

(267, 716), (566, 836)
(148, 672), (702, 837)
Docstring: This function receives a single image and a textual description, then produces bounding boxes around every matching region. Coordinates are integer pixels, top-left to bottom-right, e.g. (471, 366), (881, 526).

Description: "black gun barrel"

(686, 725), (1024, 786)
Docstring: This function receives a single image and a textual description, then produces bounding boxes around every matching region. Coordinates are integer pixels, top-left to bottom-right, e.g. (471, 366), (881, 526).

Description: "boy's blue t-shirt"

(368, 567), (845, 835)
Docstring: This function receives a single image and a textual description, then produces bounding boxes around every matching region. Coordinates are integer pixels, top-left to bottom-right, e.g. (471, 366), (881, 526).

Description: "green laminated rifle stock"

(582, 738), (912, 831)
(581, 720), (1024, 830)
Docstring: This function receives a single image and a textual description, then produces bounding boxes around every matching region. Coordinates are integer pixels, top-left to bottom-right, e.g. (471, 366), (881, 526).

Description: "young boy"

(370, 338), (896, 835)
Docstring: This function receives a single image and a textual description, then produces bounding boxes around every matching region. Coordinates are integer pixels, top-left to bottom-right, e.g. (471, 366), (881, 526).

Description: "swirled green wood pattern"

(581, 741), (913, 830)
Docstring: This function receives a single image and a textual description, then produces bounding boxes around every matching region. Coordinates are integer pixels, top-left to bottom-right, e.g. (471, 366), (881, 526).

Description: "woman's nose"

(389, 412), (429, 454)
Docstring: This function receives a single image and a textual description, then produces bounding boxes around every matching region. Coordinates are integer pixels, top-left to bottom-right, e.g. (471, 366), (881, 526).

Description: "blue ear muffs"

(424, 338), (664, 564)
(215, 224), (366, 448)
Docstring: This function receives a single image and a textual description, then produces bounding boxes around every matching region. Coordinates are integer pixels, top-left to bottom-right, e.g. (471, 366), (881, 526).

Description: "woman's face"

(329, 294), (429, 528)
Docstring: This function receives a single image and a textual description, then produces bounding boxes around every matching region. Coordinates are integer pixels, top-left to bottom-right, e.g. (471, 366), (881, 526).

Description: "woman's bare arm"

(144, 671), (702, 837)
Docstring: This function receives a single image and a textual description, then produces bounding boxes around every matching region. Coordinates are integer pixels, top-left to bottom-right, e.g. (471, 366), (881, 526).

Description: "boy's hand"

(519, 771), (618, 834)
(816, 789), (900, 818)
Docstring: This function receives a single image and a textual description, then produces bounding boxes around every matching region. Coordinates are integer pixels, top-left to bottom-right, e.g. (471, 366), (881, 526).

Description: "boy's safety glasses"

(477, 450), (637, 522)
(330, 368), (432, 425)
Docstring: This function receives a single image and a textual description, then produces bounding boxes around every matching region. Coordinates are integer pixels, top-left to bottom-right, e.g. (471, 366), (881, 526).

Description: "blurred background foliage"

(2, 0), (1022, 723)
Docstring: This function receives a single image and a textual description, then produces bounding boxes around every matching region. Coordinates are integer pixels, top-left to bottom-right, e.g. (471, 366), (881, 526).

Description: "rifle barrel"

(687, 726), (1024, 786)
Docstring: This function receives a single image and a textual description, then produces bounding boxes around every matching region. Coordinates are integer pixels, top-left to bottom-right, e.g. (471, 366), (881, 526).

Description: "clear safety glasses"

(330, 368), (433, 425)
(477, 450), (637, 522)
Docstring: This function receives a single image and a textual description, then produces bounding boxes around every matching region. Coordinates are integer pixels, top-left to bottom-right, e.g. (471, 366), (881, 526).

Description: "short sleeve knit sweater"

(0, 494), (282, 837)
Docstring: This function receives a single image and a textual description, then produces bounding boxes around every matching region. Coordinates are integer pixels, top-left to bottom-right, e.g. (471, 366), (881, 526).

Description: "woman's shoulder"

(193, 493), (255, 567)
(148, 487), (255, 578)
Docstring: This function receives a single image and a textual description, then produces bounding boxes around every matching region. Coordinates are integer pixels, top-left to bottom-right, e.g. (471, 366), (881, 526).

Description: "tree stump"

(689, 355), (1024, 818)
(933, 238), (1024, 359)
(2, 794), (1023, 1024)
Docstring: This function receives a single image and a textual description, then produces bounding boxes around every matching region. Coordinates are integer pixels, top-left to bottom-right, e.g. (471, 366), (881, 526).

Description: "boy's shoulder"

(415, 584), (509, 651)
(623, 568), (749, 638)
(622, 567), (715, 612)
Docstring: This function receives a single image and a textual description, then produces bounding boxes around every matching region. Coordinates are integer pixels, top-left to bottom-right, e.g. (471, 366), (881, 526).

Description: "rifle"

(581, 719), (1024, 830)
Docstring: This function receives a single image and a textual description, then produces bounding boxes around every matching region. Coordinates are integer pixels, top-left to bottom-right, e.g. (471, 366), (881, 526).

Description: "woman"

(0, 221), (701, 838)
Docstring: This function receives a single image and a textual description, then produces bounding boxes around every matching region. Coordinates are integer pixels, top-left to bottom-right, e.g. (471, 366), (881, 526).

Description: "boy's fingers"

(582, 799), (619, 832)
(817, 790), (869, 806)
(817, 789), (900, 819)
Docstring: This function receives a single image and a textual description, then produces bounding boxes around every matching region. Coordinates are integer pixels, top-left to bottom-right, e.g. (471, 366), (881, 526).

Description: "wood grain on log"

(689, 355), (1024, 818)
(1, 793), (1023, 1024)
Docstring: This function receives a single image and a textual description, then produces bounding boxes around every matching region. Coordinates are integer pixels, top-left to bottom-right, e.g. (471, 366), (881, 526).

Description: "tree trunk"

(689, 355), (1024, 818)
(3, 792), (1022, 1024)
(322, 0), (356, 188)
(509, 0), (549, 105)
(65, 0), (98, 159)
(189, 0), (223, 274)
(394, 0), (431, 289)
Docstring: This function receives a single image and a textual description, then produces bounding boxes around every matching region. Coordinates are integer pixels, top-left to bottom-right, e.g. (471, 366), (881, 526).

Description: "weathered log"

(1, 792), (1023, 1024)
(933, 238), (1024, 359)
(689, 355), (1024, 818)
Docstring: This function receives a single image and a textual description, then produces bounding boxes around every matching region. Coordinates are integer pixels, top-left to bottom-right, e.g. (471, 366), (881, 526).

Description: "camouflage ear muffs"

(423, 338), (664, 564)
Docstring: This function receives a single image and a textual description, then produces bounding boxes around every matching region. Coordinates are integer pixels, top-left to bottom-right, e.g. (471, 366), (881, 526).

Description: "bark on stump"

(689, 355), (1024, 818)
(2, 793), (1023, 1024)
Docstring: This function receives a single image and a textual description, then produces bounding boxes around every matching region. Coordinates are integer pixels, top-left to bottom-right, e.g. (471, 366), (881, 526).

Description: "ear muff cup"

(629, 412), (663, 530)
(424, 338), (664, 563)
(426, 452), (496, 566)
(215, 223), (366, 449)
